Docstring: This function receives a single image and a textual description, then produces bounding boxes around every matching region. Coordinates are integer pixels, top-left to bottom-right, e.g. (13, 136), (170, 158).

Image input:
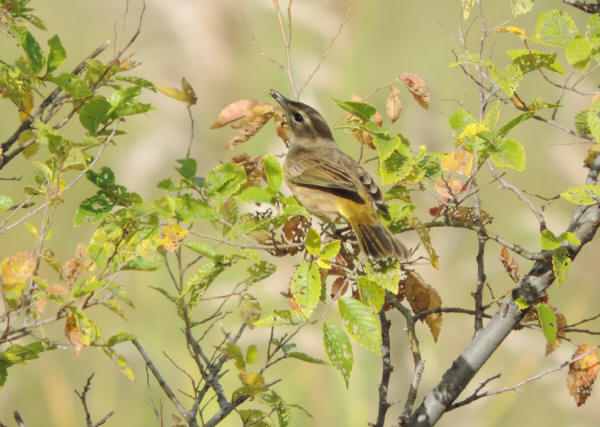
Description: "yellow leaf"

(161, 222), (189, 252)
(496, 26), (527, 37)
(411, 218), (439, 269)
(156, 82), (196, 106)
(239, 293), (261, 328)
(180, 77), (197, 105)
(239, 371), (265, 387)
(1, 251), (35, 291)
(457, 123), (488, 143)
(19, 89), (34, 123)
(441, 148), (473, 175)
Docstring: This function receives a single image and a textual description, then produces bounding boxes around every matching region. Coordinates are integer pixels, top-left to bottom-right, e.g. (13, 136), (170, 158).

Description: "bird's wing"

(286, 150), (387, 210)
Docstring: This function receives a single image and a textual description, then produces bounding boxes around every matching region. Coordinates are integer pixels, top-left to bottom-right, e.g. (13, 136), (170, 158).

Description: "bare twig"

(371, 310), (393, 427)
(273, 0), (298, 98)
(297, 8), (351, 97)
(132, 339), (198, 427)
(75, 373), (115, 427)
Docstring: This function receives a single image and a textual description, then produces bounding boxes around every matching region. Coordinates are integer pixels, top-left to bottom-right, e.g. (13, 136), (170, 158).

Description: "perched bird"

(270, 89), (408, 260)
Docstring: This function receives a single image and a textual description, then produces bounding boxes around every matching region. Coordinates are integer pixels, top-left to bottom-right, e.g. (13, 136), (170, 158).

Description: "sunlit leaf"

(338, 297), (381, 354)
(561, 184), (600, 205)
(536, 303), (558, 344)
(323, 322), (353, 387)
(490, 138), (526, 171)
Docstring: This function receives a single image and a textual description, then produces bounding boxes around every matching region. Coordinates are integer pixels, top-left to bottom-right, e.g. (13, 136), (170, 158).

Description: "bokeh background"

(0, 0), (599, 426)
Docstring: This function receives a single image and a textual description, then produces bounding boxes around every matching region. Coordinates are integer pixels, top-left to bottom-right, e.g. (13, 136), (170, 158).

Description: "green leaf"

(123, 252), (164, 271)
(287, 351), (327, 365)
(490, 63), (522, 96)
(510, 0), (534, 17)
(534, 10), (577, 47)
(357, 276), (385, 311)
(79, 99), (111, 133)
(320, 240), (341, 260)
(338, 297), (381, 354)
(247, 260), (276, 283)
(449, 109), (476, 132)
(565, 36), (592, 71)
(204, 163), (247, 202)
(374, 134), (405, 162)
(541, 230), (580, 251)
(0, 195), (13, 212)
(575, 110), (590, 136)
(514, 297), (530, 310)
(23, 30), (44, 73)
(290, 261), (321, 317)
(552, 247), (571, 285)
(246, 344), (258, 364)
(263, 153), (283, 192)
(107, 332), (136, 346)
(536, 303), (558, 343)
(323, 322), (353, 388)
(71, 279), (105, 298)
(175, 158), (197, 179)
(46, 34), (66, 73)
(254, 310), (306, 327)
(561, 184), (600, 205)
(507, 49), (565, 75)
(182, 261), (226, 306)
(490, 138), (526, 171)
(305, 228), (321, 256)
(236, 186), (275, 204)
(174, 196), (216, 221)
(184, 241), (217, 259)
(48, 73), (93, 98)
(333, 99), (376, 121)
(587, 98), (600, 142)
(225, 343), (245, 370)
(496, 112), (534, 139)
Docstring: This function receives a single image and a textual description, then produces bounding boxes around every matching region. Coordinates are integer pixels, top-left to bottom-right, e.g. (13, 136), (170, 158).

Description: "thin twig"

(297, 8), (351, 97)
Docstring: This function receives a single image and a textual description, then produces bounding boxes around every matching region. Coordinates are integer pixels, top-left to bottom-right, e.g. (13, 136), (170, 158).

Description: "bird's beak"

(270, 89), (290, 111)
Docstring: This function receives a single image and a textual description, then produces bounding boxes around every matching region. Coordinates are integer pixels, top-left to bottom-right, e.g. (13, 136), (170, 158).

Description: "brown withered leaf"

(567, 344), (600, 407)
(352, 130), (375, 149)
(373, 111), (383, 127)
(386, 86), (402, 123)
(448, 206), (492, 225)
(434, 178), (467, 201)
(65, 313), (85, 357)
(546, 312), (566, 355)
(402, 270), (442, 342)
(398, 72), (430, 109)
(226, 103), (275, 150)
(330, 276), (348, 300)
(210, 99), (260, 129)
(500, 247), (520, 283)
(62, 244), (93, 286)
(280, 215), (311, 256)
(273, 110), (290, 143)
(232, 153), (265, 187)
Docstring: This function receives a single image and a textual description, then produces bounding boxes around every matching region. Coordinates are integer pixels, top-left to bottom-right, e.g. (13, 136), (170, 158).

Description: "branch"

(75, 373), (115, 427)
(371, 310), (393, 427)
(132, 339), (198, 427)
(0, 40), (110, 169)
(404, 152), (600, 426)
(563, 0), (600, 14)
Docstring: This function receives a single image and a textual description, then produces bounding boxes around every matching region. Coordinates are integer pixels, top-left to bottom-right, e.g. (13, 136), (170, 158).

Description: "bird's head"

(270, 90), (334, 144)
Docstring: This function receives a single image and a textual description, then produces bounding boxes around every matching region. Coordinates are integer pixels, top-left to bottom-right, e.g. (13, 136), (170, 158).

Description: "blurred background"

(0, 0), (599, 426)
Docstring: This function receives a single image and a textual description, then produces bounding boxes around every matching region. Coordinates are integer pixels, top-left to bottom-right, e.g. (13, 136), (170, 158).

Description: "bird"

(270, 89), (408, 260)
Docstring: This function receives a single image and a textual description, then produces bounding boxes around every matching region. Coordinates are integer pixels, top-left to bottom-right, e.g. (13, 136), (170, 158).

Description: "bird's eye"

(293, 112), (304, 122)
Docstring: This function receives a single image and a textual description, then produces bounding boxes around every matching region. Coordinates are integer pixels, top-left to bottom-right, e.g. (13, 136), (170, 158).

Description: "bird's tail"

(353, 222), (408, 260)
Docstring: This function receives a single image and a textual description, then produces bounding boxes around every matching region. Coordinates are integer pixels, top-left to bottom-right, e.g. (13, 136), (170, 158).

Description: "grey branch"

(403, 152), (600, 426)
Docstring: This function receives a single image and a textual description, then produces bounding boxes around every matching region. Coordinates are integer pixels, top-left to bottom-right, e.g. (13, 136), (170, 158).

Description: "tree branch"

(404, 152), (600, 426)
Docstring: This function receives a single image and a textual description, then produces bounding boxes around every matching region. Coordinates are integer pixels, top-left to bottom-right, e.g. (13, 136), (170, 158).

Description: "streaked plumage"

(270, 89), (408, 260)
